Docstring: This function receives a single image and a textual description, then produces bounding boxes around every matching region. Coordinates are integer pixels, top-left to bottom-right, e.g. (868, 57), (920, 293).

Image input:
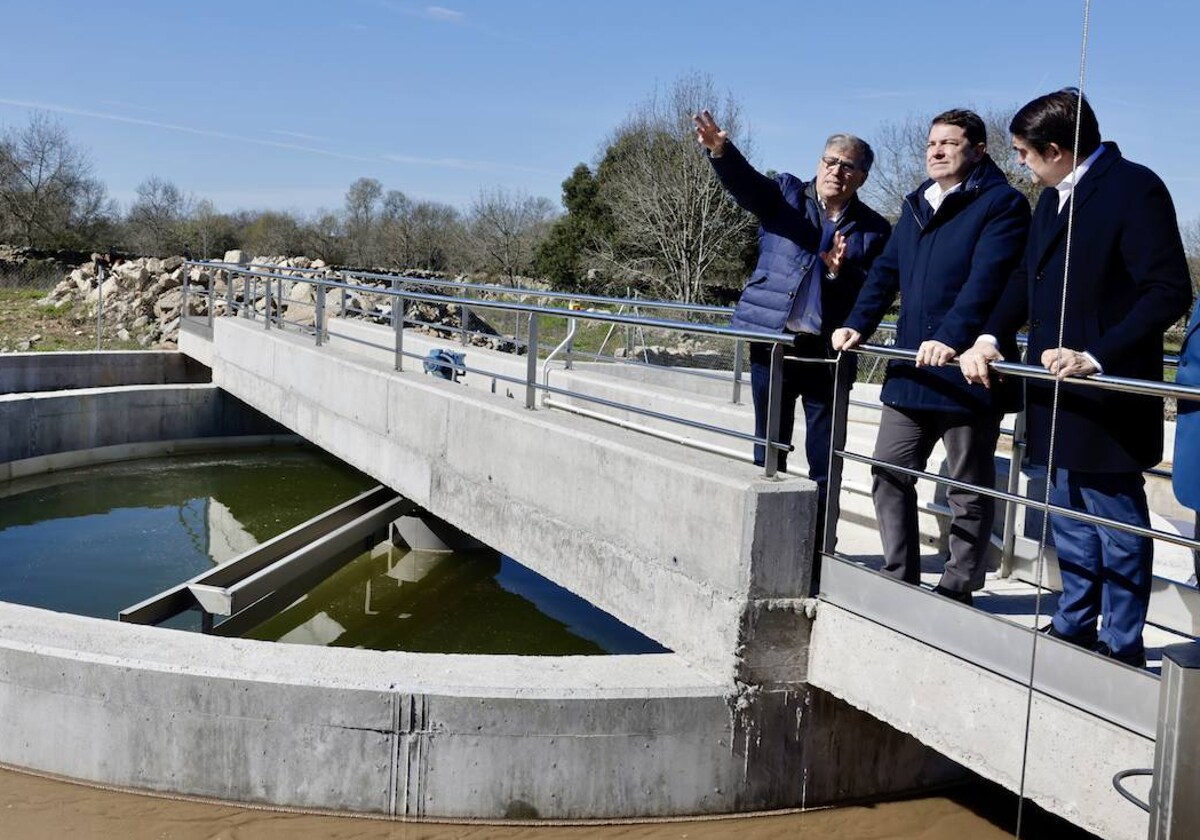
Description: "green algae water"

(0, 447), (373, 620)
(0, 446), (663, 655)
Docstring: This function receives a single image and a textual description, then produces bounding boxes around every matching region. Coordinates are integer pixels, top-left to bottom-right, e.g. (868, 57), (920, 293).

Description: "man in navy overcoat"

(961, 89), (1193, 666)
(833, 109), (1030, 605)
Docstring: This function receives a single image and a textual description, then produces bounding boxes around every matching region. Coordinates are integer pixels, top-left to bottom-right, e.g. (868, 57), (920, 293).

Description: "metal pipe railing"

(184, 261), (796, 474)
(821, 344), (1200, 599)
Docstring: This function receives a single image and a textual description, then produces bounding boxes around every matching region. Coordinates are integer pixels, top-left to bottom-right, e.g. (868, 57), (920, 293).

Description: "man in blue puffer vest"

(833, 109), (1030, 606)
(695, 110), (890, 586)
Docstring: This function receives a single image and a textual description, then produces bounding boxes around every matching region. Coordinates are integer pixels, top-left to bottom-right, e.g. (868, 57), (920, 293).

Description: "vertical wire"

(1014, 2), (1092, 837)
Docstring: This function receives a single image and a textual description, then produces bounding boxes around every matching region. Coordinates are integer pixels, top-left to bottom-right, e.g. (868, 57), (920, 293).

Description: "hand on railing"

(1042, 346), (1099, 379)
(831, 327), (862, 352)
(960, 340), (1005, 389)
(915, 340), (956, 367)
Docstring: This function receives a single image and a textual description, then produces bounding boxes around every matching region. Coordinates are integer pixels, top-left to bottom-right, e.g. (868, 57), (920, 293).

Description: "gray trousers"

(871, 405), (1002, 593)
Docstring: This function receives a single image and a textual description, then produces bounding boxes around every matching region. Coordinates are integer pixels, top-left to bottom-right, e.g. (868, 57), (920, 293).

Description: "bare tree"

(344, 177), (382, 266)
(242, 210), (305, 257)
(1181, 216), (1200, 294)
(0, 112), (111, 249)
(379, 189), (414, 269)
(411, 200), (465, 272)
(861, 107), (1042, 221)
(467, 187), (556, 284)
(592, 72), (756, 304)
(125, 176), (190, 255)
(303, 210), (345, 264)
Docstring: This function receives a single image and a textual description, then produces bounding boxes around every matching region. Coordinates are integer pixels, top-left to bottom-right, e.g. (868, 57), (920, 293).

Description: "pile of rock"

(38, 251), (523, 352)
(40, 253), (195, 347)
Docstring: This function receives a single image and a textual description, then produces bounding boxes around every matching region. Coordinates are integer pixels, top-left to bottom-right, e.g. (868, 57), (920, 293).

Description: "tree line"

(3, 77), (1198, 299)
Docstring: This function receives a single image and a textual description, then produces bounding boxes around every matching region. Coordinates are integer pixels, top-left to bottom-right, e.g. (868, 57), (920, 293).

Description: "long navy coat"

(845, 156), (1030, 415)
(709, 142), (891, 340)
(1174, 304), (1200, 509)
(986, 143), (1193, 473)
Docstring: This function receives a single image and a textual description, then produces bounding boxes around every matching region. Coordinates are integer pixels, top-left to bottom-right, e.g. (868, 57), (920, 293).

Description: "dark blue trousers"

(749, 337), (834, 490)
(750, 337), (834, 594)
(1049, 468), (1153, 658)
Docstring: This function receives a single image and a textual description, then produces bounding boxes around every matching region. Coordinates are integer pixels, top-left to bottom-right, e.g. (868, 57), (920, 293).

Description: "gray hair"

(824, 133), (874, 173)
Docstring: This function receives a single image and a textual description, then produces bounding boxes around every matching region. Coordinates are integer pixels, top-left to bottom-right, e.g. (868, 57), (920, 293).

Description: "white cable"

(1015, 3), (1092, 837)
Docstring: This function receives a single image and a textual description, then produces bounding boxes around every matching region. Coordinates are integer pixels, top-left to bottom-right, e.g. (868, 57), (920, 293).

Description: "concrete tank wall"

(0, 350), (210, 394)
(0, 383), (286, 480)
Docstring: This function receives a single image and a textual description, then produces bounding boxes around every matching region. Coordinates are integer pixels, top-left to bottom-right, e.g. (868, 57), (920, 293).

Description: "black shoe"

(1038, 621), (1097, 649)
(1092, 641), (1147, 669)
(932, 585), (973, 606)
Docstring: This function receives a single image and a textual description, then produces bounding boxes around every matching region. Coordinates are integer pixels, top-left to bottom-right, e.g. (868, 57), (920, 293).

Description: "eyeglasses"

(821, 155), (861, 174)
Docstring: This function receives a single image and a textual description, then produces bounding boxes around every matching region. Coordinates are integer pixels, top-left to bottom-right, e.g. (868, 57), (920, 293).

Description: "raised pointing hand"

(693, 110), (728, 155)
(820, 231), (847, 276)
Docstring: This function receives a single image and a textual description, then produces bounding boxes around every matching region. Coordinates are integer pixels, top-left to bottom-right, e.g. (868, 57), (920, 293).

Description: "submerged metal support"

(1149, 643), (1200, 838)
(526, 314), (539, 410)
(762, 342), (785, 477)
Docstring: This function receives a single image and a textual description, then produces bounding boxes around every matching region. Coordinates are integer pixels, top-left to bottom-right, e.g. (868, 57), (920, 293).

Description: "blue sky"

(1, 1), (1197, 221)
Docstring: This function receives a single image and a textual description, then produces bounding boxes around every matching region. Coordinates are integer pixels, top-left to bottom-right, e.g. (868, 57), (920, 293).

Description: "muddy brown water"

(0, 767), (1097, 840)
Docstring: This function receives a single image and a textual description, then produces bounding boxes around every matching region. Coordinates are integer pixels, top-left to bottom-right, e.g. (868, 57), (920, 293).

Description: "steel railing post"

(1149, 643), (1200, 838)
(244, 274), (252, 319)
(207, 268), (215, 328)
(823, 352), (854, 557)
(565, 316), (575, 369)
(315, 281), (326, 346)
(392, 277), (404, 371)
(763, 342), (785, 477)
(526, 314), (539, 409)
(264, 276), (272, 331)
(460, 300), (471, 346)
(1000, 406), (1028, 578)
(95, 263), (105, 351)
(340, 273), (347, 318)
(732, 339), (745, 404)
(225, 269), (234, 317)
(180, 266), (188, 326)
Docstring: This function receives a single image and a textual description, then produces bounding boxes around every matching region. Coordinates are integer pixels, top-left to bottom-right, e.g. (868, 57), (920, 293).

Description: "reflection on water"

(243, 546), (668, 655)
(0, 448), (376, 619)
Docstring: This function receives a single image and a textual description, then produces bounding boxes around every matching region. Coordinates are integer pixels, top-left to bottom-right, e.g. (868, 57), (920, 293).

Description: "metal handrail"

(822, 342), (1200, 634)
(191, 264), (788, 345)
(184, 260), (797, 475)
(237, 261), (736, 317)
(857, 342), (1197, 402)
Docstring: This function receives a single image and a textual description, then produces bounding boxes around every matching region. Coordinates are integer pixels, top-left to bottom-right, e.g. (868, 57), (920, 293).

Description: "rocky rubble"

(37, 251), (522, 352)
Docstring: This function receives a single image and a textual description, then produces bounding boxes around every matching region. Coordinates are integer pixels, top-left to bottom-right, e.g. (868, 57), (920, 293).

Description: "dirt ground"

(0, 288), (143, 352)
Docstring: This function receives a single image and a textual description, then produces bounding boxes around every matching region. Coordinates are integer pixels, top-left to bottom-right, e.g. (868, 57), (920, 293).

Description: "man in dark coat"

(960, 89), (1192, 666)
(833, 109), (1031, 605)
(694, 110), (890, 583)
